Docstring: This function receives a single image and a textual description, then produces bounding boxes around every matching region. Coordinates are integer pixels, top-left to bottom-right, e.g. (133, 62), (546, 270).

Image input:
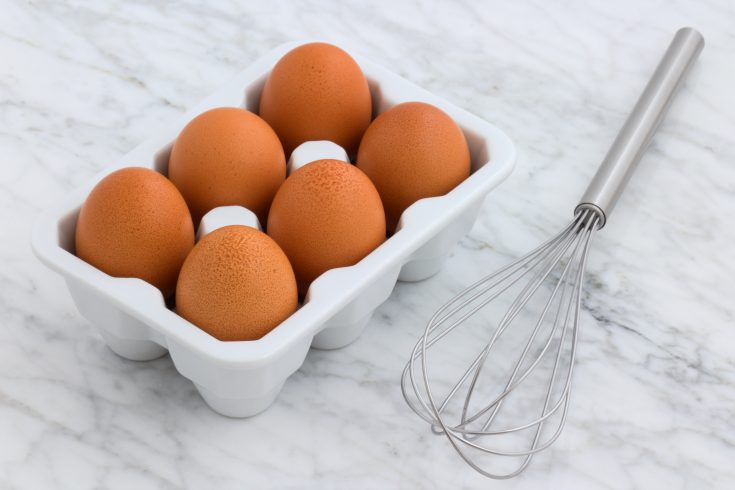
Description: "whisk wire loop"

(401, 211), (600, 479)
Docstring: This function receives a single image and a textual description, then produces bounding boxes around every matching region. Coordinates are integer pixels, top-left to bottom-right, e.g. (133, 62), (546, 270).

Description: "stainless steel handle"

(575, 27), (704, 228)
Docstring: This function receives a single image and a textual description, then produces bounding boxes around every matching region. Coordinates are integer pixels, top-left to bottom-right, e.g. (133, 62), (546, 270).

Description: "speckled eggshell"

(356, 101), (471, 232)
(176, 225), (298, 341)
(267, 159), (386, 296)
(75, 167), (195, 298)
(259, 43), (372, 157)
(168, 107), (286, 226)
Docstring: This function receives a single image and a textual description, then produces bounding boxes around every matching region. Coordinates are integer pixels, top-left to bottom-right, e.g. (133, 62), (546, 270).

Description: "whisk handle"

(576, 27), (704, 228)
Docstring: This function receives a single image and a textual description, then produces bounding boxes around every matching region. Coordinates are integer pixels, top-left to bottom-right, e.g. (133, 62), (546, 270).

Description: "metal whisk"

(401, 28), (704, 479)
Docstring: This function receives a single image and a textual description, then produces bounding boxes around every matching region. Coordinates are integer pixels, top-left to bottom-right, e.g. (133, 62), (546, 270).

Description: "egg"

(267, 159), (386, 296)
(75, 167), (195, 298)
(176, 225), (298, 341)
(168, 107), (286, 226)
(356, 102), (471, 232)
(259, 43), (372, 156)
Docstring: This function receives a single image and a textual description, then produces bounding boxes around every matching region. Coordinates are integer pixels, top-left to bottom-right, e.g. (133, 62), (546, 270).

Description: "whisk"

(401, 28), (704, 479)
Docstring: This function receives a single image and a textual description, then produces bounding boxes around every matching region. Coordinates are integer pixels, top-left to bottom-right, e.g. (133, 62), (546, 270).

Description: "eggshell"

(176, 225), (298, 341)
(356, 101), (471, 232)
(267, 159), (386, 296)
(168, 107), (286, 226)
(259, 43), (372, 157)
(75, 167), (195, 298)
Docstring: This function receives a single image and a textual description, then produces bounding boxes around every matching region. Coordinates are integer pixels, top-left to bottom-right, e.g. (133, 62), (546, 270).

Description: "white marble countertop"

(2, 1), (734, 488)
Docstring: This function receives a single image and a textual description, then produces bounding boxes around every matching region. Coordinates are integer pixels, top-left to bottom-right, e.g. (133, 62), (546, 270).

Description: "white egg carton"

(31, 42), (515, 417)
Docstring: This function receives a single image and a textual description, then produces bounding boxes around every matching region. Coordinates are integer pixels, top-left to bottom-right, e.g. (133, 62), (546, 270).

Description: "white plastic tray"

(31, 42), (516, 417)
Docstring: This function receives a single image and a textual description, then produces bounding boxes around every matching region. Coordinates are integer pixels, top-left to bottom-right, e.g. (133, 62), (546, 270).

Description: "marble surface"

(2, 0), (735, 488)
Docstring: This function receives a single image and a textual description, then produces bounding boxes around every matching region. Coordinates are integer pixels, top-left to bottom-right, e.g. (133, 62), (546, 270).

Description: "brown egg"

(356, 102), (471, 232)
(75, 167), (195, 298)
(176, 225), (297, 341)
(267, 159), (385, 296)
(168, 107), (286, 226)
(259, 43), (372, 157)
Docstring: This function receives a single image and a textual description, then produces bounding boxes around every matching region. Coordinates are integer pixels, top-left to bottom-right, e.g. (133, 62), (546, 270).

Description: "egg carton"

(31, 42), (516, 417)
